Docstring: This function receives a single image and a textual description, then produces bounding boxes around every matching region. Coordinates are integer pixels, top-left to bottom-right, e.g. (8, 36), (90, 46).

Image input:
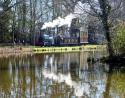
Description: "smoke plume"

(41, 13), (76, 29)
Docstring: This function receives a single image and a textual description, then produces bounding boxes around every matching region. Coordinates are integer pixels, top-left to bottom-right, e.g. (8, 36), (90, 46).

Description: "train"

(35, 28), (87, 46)
(35, 31), (104, 46)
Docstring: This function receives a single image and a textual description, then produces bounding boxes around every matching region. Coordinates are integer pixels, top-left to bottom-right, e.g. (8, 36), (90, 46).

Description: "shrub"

(113, 24), (125, 54)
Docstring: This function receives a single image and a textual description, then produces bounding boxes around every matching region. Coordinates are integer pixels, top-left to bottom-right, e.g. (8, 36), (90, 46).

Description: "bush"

(113, 24), (125, 54)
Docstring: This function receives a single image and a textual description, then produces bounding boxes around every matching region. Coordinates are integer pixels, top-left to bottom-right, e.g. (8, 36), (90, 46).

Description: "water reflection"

(42, 52), (107, 98)
(0, 52), (124, 98)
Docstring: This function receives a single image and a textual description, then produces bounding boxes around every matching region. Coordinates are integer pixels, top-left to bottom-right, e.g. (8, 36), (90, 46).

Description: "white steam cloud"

(41, 13), (76, 29)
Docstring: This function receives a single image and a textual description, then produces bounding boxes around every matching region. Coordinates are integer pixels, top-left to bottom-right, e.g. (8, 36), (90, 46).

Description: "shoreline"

(0, 45), (106, 57)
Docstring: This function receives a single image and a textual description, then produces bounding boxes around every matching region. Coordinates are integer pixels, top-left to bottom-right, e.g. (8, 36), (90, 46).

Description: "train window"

(71, 39), (74, 43)
(64, 39), (67, 43)
(68, 39), (70, 43)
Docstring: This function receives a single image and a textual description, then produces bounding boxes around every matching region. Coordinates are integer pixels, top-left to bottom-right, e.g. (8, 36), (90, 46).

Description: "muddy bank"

(0, 46), (33, 57)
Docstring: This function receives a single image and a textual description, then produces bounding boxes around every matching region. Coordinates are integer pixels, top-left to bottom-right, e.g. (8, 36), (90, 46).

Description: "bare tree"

(62, 0), (124, 57)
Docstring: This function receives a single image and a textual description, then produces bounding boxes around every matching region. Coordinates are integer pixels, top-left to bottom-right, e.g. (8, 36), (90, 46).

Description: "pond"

(0, 52), (125, 98)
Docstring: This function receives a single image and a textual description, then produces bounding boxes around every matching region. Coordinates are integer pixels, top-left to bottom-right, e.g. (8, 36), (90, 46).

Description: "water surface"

(0, 52), (125, 98)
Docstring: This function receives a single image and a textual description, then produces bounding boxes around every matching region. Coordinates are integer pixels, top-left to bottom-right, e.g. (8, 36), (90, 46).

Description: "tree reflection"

(42, 52), (108, 97)
(103, 67), (125, 98)
(0, 52), (124, 98)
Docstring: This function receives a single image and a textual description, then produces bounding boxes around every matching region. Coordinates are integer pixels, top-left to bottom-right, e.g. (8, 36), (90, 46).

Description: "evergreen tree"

(0, 0), (12, 43)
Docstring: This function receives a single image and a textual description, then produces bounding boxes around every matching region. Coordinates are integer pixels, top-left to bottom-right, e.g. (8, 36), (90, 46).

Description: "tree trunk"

(22, 0), (26, 44)
(30, 0), (33, 44)
(103, 19), (114, 57)
(99, 0), (114, 57)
